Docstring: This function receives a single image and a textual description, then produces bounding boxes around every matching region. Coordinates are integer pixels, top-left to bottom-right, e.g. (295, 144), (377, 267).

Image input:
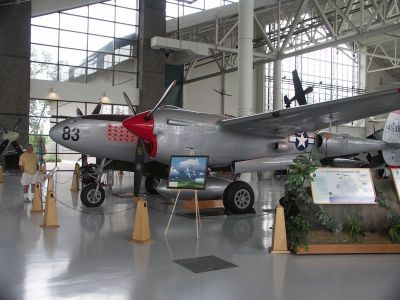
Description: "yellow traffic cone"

(31, 183), (43, 213)
(41, 191), (59, 228)
(0, 166), (4, 183)
(70, 163), (80, 191)
(130, 198), (151, 243)
(270, 205), (290, 254)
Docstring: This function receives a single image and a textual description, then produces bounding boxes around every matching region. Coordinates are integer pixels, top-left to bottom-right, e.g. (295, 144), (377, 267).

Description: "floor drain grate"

(173, 255), (238, 273)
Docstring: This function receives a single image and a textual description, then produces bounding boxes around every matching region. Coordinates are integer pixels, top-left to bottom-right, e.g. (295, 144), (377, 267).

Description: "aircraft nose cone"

(49, 122), (62, 143)
(122, 112), (154, 143)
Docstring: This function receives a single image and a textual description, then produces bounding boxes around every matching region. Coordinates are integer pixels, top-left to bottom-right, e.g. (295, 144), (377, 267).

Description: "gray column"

(138, 0), (166, 113)
(238, 0), (254, 117)
(0, 2), (31, 168)
(358, 45), (367, 91)
(273, 59), (282, 110)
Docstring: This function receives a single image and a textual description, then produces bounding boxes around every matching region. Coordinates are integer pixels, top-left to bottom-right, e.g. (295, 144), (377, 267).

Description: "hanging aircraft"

(121, 85), (400, 213)
(0, 117), (23, 156)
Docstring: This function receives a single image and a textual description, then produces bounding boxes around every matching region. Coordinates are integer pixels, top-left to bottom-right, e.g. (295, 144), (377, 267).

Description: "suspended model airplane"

(0, 117), (23, 156)
(121, 84), (400, 213)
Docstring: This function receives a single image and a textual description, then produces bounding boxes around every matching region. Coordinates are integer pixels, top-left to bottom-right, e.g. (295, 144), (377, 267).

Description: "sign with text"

(311, 168), (376, 204)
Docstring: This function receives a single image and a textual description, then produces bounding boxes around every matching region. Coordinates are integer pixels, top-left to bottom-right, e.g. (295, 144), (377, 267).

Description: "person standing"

(19, 144), (39, 203)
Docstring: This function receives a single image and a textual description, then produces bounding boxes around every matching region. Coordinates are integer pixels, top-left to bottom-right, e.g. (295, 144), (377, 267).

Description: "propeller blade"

(91, 102), (102, 115)
(76, 108), (83, 116)
(12, 117), (22, 132)
(134, 139), (145, 197)
(0, 140), (9, 155)
(145, 80), (177, 121)
(123, 92), (137, 115)
(11, 141), (23, 155)
(0, 123), (7, 133)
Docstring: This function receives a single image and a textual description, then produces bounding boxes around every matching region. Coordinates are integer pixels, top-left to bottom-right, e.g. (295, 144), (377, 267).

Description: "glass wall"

(31, 0), (139, 87)
(166, 0), (238, 19)
(29, 98), (130, 171)
(265, 26), (363, 111)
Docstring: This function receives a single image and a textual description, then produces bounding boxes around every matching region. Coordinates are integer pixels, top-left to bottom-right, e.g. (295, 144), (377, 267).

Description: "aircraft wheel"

(145, 177), (160, 195)
(223, 181), (254, 214)
(81, 183), (105, 207)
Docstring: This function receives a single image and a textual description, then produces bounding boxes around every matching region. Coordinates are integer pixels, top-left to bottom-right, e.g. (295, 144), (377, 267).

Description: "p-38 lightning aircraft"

(121, 84), (400, 213)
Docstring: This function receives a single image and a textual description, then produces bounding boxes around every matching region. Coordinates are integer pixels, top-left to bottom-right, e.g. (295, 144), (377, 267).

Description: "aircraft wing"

(220, 87), (400, 138)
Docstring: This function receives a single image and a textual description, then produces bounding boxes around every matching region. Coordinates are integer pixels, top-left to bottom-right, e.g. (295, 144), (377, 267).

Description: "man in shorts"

(19, 144), (39, 203)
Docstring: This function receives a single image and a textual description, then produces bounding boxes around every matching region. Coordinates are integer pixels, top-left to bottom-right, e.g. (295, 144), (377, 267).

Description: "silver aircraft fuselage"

(49, 115), (138, 162)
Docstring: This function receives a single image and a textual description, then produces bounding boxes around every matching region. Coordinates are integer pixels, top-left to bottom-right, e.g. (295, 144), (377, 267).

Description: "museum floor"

(0, 171), (399, 300)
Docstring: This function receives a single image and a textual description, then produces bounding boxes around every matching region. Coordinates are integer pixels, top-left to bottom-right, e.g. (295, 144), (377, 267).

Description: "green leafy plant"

(286, 215), (310, 252)
(375, 188), (400, 243)
(343, 216), (365, 242)
(388, 224), (400, 243)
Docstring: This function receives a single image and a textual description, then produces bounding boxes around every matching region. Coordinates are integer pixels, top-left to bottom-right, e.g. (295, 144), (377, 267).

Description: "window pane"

(87, 52), (108, 69)
(116, 7), (138, 24)
(89, 19), (115, 37)
(89, 3), (115, 21)
(64, 6), (88, 17)
(31, 62), (58, 80)
(32, 13), (59, 27)
(59, 65), (86, 83)
(87, 69), (113, 85)
(166, 3), (178, 18)
(31, 44), (58, 64)
(114, 55), (133, 71)
(113, 105), (130, 115)
(115, 23), (137, 38)
(114, 38), (134, 56)
(88, 35), (113, 52)
(183, 6), (202, 16)
(116, 0), (138, 9)
(60, 30), (87, 50)
(31, 26), (59, 46)
(60, 14), (88, 33)
(59, 48), (87, 66)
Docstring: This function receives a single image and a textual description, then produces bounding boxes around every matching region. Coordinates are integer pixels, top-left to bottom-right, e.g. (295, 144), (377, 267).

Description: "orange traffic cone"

(0, 166), (3, 183)
(270, 205), (290, 254)
(31, 183), (43, 213)
(130, 198), (151, 243)
(41, 191), (59, 228)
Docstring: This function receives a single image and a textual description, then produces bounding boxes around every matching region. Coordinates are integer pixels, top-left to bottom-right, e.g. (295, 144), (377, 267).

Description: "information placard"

(311, 168), (376, 204)
(390, 168), (400, 202)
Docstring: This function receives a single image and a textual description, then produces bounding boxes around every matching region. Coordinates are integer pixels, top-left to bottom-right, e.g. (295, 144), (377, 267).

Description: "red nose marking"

(122, 112), (157, 158)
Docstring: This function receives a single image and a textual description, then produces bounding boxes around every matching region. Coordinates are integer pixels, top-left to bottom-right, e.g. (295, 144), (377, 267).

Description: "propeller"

(123, 92), (137, 115)
(145, 80), (176, 121)
(91, 102), (102, 115)
(133, 139), (145, 197)
(0, 118), (23, 155)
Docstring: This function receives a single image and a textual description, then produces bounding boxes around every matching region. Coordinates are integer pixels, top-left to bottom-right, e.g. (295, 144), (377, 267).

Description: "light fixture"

(47, 87), (59, 100)
(100, 92), (111, 103)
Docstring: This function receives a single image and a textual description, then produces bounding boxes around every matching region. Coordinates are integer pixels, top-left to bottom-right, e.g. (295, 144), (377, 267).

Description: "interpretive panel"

(311, 168), (376, 204)
(168, 156), (208, 190)
(390, 168), (400, 202)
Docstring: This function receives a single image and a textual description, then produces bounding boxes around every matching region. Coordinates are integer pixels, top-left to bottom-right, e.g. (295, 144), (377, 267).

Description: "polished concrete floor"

(0, 171), (400, 300)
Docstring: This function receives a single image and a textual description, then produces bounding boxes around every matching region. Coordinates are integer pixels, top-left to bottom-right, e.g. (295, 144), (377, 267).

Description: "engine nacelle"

(273, 142), (290, 152)
(316, 132), (385, 156)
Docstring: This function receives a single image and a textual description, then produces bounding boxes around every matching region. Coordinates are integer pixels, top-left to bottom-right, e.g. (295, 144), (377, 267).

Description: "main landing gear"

(223, 181), (255, 214)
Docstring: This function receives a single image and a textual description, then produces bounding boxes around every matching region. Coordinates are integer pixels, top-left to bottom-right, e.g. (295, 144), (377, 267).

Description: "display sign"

(310, 168), (376, 204)
(390, 168), (400, 202)
(167, 156), (208, 190)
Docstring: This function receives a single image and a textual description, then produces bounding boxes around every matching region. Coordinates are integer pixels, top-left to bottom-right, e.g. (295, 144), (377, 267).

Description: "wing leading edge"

(219, 87), (400, 138)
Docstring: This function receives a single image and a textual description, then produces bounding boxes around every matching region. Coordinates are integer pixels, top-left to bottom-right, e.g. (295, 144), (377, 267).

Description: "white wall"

(183, 61), (262, 116)
(30, 79), (139, 105)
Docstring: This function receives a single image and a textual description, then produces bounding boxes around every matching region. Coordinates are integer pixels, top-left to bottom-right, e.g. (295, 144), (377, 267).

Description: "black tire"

(80, 183), (105, 207)
(223, 181), (254, 214)
(145, 177), (160, 195)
